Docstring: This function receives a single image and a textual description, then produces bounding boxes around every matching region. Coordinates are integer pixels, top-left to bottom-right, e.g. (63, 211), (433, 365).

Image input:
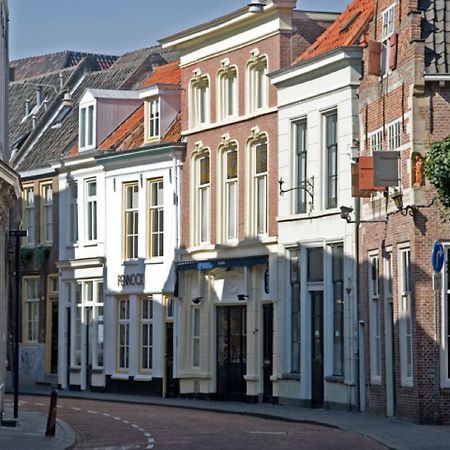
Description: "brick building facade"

(161, 1), (337, 402)
(358, 0), (450, 423)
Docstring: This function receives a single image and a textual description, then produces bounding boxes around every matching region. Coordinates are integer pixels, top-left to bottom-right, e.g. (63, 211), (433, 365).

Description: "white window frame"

(221, 144), (238, 243)
(324, 110), (338, 210)
(148, 178), (164, 258)
(70, 280), (103, 369)
(79, 103), (95, 150)
(381, 4), (395, 75)
(71, 282), (82, 367)
(68, 182), (78, 244)
(246, 54), (268, 114)
(117, 298), (130, 372)
(387, 118), (402, 151)
(192, 307), (200, 368)
(293, 118), (308, 214)
(23, 277), (39, 344)
(23, 185), (35, 246)
(217, 65), (238, 121)
(140, 295), (154, 372)
(193, 151), (210, 246)
(250, 137), (268, 236)
(41, 182), (53, 244)
(369, 129), (384, 153)
(190, 74), (210, 128)
(123, 182), (139, 260)
(369, 252), (382, 384)
(85, 179), (98, 242)
(398, 244), (413, 386)
(441, 246), (450, 387)
(147, 97), (160, 140)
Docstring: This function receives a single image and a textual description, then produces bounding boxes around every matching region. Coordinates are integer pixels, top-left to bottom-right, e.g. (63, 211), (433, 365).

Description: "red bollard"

(45, 390), (58, 437)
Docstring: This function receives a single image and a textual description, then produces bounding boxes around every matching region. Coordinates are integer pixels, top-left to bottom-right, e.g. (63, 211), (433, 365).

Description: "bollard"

(45, 390), (58, 437)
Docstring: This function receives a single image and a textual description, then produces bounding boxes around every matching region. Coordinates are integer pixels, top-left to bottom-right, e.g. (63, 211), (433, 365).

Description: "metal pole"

(13, 233), (20, 419)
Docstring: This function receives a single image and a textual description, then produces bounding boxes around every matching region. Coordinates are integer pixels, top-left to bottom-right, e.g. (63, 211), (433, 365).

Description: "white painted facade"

(57, 153), (106, 390)
(97, 144), (184, 395)
(57, 86), (184, 395)
(271, 47), (362, 409)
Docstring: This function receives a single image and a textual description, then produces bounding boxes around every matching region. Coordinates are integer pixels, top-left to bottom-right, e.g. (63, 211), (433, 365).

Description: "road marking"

(70, 407), (82, 411)
(131, 424), (139, 428)
(34, 402), (44, 406)
(146, 446), (154, 449)
(122, 420), (130, 424)
(87, 410), (98, 414)
(249, 431), (287, 435)
(113, 416), (121, 420)
(147, 437), (155, 443)
(144, 433), (151, 437)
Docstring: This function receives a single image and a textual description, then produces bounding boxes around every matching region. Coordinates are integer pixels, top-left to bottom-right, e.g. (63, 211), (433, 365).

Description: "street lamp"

(8, 228), (27, 420)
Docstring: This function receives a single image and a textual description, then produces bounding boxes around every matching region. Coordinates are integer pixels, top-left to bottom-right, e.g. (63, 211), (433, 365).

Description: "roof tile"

(295, 0), (374, 63)
(139, 61), (180, 88)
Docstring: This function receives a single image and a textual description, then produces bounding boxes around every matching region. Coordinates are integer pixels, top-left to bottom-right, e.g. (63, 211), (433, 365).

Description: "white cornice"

(270, 46), (362, 86)
(57, 257), (105, 270)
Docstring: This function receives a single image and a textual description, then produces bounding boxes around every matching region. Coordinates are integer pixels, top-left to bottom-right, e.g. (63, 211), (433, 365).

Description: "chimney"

(31, 114), (37, 129)
(36, 87), (42, 108)
(59, 73), (64, 90)
(248, 0), (265, 13)
(43, 99), (48, 111)
(25, 99), (30, 117)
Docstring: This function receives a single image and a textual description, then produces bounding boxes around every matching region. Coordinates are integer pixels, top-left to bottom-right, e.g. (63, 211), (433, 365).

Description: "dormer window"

(147, 97), (160, 140)
(80, 104), (95, 150)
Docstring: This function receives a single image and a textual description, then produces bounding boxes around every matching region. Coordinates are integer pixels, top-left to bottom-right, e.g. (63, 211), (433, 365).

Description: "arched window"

(220, 143), (238, 241)
(217, 64), (238, 120)
(190, 72), (210, 128)
(193, 149), (210, 245)
(246, 53), (268, 113)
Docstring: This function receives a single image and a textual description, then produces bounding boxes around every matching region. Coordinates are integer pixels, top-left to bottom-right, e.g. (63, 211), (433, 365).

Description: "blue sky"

(9, 0), (348, 60)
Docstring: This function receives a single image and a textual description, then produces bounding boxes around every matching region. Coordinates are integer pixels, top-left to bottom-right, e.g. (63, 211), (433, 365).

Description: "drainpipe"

(354, 196), (365, 412)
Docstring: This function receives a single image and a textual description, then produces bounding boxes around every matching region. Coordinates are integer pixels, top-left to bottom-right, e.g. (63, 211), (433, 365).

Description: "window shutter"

(359, 156), (385, 191)
(389, 33), (398, 70)
(367, 40), (381, 76)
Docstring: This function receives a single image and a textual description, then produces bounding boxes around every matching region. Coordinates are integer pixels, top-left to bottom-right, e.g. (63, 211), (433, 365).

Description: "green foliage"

(20, 247), (33, 263)
(424, 136), (450, 209)
(35, 245), (50, 268)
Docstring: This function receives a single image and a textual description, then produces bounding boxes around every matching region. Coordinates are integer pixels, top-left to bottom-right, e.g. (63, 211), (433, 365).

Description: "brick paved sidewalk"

(0, 406), (75, 450)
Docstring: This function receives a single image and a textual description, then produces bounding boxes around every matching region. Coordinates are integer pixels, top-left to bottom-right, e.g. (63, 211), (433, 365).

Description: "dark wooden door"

(262, 304), (273, 402)
(165, 322), (179, 397)
(50, 300), (58, 374)
(311, 291), (324, 407)
(217, 306), (246, 401)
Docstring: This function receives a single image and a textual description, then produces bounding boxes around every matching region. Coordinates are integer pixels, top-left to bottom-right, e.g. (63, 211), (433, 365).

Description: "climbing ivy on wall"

(424, 136), (450, 208)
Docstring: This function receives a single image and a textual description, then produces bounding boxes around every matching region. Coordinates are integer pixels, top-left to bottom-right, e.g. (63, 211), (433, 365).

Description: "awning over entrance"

(176, 255), (268, 272)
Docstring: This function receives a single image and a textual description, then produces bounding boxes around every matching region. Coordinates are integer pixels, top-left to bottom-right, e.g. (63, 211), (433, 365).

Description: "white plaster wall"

(103, 155), (180, 381)
(160, 92), (180, 139)
(275, 58), (360, 407)
(96, 98), (142, 147)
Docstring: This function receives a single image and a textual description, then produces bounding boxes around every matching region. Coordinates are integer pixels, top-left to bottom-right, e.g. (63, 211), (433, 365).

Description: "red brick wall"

(358, 0), (450, 423)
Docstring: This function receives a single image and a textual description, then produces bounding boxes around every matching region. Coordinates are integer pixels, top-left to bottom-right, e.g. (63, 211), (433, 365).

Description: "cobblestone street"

(7, 395), (385, 449)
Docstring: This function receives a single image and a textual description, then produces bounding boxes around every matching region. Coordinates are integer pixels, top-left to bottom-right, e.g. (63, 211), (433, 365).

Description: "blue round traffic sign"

(432, 240), (445, 273)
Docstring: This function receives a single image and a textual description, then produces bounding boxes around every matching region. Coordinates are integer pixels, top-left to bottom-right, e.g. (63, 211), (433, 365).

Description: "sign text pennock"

(118, 273), (144, 287)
